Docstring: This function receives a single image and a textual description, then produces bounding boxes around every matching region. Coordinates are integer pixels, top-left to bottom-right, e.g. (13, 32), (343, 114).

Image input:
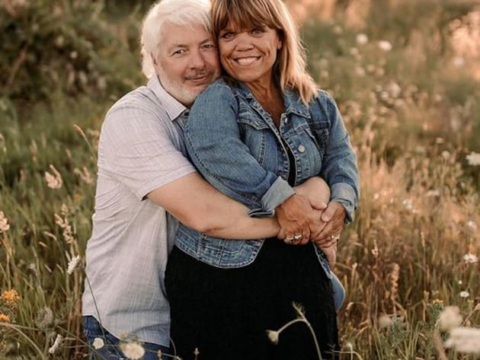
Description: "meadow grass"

(1, 0), (480, 358)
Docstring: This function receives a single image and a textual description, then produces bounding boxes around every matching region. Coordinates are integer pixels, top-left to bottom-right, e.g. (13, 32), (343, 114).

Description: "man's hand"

(311, 201), (346, 247)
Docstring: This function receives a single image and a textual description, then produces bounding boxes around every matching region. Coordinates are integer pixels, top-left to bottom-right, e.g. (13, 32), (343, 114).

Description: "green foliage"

(0, 0), (143, 110)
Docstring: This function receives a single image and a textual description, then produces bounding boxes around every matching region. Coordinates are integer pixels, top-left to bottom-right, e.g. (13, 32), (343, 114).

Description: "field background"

(1, 0), (480, 359)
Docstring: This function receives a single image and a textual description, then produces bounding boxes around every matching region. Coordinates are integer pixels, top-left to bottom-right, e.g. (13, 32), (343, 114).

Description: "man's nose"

(189, 50), (207, 69)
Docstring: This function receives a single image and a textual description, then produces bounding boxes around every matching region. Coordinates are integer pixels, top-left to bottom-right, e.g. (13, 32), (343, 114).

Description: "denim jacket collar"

(232, 79), (312, 119)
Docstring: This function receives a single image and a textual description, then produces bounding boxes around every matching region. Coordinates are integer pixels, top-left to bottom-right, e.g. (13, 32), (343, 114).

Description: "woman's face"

(218, 23), (281, 87)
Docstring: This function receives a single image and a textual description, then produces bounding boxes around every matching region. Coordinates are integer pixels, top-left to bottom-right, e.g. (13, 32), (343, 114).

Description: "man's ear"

(151, 53), (158, 66)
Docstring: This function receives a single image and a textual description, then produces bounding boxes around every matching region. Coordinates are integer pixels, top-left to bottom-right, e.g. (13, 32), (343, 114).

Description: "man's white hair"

(141, 0), (212, 78)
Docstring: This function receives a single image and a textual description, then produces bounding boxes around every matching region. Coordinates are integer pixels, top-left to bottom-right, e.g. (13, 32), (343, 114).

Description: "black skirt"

(165, 238), (339, 360)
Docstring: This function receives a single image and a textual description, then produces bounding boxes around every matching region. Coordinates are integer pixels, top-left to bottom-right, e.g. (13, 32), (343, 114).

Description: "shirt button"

(298, 145), (306, 153)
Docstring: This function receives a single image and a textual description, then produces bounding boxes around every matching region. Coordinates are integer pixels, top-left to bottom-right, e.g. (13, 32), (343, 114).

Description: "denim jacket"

(175, 78), (359, 275)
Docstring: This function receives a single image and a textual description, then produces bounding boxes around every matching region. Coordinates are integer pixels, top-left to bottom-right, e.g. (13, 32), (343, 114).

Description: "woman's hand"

(310, 201), (345, 247)
(319, 243), (337, 268)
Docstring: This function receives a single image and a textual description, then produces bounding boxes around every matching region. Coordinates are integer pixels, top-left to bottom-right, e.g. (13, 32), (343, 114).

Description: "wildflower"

(426, 190), (440, 197)
(35, 307), (54, 330)
(0, 313), (10, 323)
(45, 165), (63, 189)
(466, 152), (480, 166)
(378, 314), (393, 329)
(333, 25), (343, 34)
(266, 330), (280, 344)
(437, 306), (463, 331)
(120, 341), (145, 360)
(460, 291), (470, 298)
(445, 327), (480, 354)
(463, 253), (478, 264)
(354, 66), (366, 77)
(467, 221), (477, 231)
(67, 255), (82, 275)
(441, 151), (451, 160)
(0, 211), (10, 233)
(452, 56), (465, 67)
(1, 289), (20, 303)
(92, 338), (105, 350)
(378, 40), (392, 51)
(48, 334), (64, 354)
(402, 199), (413, 211)
(356, 33), (368, 45)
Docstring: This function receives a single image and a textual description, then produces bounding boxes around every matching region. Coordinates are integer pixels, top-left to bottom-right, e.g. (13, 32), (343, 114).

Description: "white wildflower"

(266, 330), (280, 345)
(460, 291), (470, 298)
(452, 56), (465, 67)
(356, 33), (368, 45)
(45, 165), (63, 189)
(402, 199), (413, 211)
(467, 221), (477, 231)
(333, 25), (343, 34)
(67, 255), (81, 275)
(35, 307), (54, 330)
(48, 334), (64, 354)
(0, 211), (10, 233)
(92, 338), (105, 350)
(445, 327), (480, 354)
(441, 151), (451, 160)
(120, 341), (145, 360)
(437, 306), (463, 331)
(466, 152), (480, 166)
(378, 40), (392, 51)
(378, 315), (393, 329)
(463, 253), (478, 264)
(354, 66), (366, 77)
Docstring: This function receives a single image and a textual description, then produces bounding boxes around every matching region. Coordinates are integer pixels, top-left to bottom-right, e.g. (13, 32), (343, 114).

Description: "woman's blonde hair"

(211, 0), (318, 104)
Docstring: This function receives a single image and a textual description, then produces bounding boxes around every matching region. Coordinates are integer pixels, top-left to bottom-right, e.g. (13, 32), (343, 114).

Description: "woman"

(165, 0), (359, 359)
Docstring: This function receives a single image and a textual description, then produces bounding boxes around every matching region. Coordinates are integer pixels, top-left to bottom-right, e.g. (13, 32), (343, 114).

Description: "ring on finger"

(284, 237), (294, 244)
(293, 234), (303, 241)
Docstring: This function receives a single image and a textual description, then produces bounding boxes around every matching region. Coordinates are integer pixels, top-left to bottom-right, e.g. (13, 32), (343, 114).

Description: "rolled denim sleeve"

(185, 81), (294, 211)
(317, 91), (360, 223)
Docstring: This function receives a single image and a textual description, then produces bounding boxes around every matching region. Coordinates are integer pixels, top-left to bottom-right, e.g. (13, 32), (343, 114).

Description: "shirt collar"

(234, 79), (311, 119)
(147, 76), (188, 121)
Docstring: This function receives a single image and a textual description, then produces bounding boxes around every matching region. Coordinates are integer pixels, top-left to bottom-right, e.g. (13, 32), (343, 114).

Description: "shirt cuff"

(330, 183), (358, 224)
(261, 177), (296, 212)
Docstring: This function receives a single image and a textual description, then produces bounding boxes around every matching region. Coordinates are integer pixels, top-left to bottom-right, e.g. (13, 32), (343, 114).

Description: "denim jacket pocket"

(304, 126), (329, 155)
(237, 112), (269, 164)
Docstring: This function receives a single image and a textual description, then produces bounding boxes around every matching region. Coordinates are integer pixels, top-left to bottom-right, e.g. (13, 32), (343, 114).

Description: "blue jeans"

(83, 316), (170, 360)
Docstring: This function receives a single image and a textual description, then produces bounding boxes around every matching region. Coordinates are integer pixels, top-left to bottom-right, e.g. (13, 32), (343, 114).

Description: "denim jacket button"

(298, 145), (306, 153)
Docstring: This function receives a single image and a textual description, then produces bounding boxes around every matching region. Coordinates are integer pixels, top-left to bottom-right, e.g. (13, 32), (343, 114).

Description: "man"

(82, 1), (284, 358)
(82, 0), (345, 358)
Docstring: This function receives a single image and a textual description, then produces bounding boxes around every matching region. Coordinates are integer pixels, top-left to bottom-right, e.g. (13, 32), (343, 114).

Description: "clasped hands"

(275, 177), (346, 267)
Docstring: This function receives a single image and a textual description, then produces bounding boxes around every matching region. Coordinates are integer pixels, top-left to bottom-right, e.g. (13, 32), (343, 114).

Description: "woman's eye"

(221, 32), (235, 39)
(251, 27), (264, 35)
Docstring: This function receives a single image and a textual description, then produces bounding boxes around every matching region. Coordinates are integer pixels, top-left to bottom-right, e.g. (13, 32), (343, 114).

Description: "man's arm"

(147, 172), (280, 240)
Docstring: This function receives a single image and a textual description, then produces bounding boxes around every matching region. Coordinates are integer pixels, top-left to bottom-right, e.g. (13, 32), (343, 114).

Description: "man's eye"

(203, 43), (216, 49)
(173, 49), (186, 56)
